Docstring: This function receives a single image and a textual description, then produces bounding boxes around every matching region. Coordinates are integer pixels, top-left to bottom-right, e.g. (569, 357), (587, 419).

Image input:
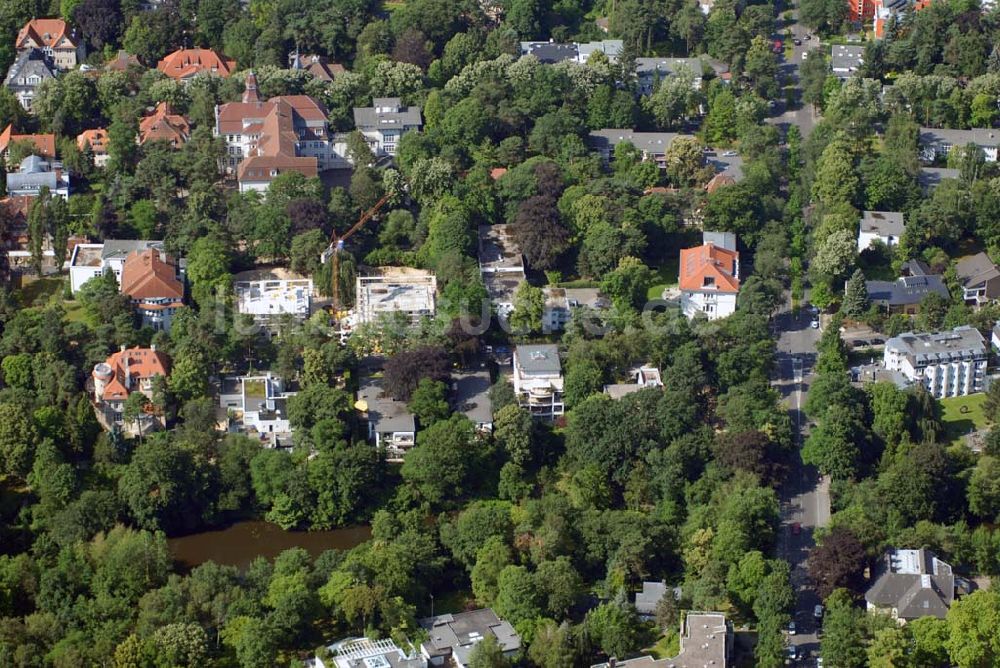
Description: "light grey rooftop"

(354, 100), (423, 131)
(635, 57), (704, 77)
(588, 129), (686, 154)
(452, 369), (493, 426)
(358, 376), (416, 433)
(955, 252), (1000, 288)
(515, 344), (561, 375)
(831, 44), (864, 73)
(886, 326), (987, 364)
(860, 210), (905, 237)
(920, 127), (1000, 147)
(420, 608), (521, 666)
(100, 239), (165, 261)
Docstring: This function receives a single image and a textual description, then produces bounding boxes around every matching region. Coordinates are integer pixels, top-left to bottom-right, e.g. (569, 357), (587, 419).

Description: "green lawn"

(643, 629), (680, 659)
(18, 276), (66, 306)
(940, 394), (991, 447)
(646, 260), (679, 301)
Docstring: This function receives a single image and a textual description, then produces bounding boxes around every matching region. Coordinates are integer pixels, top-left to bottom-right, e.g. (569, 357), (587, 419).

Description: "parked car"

(852, 339), (869, 348)
(793, 38), (802, 45)
(816, 657), (823, 667)
(786, 645), (798, 663)
(802, 51), (808, 60)
(805, 33), (813, 40)
(787, 620), (797, 635)
(814, 604), (825, 621)
(810, 318), (820, 329)
(722, 150), (739, 157)
(870, 338), (884, 345)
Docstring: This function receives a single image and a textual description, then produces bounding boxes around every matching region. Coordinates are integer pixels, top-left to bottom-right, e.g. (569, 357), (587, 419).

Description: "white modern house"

(6, 155), (69, 198)
(604, 367), (664, 399)
(883, 326), (988, 398)
(512, 344), (565, 420)
(679, 242), (740, 320)
(218, 372), (296, 447)
(68, 239), (168, 293)
(353, 98), (422, 156)
(858, 210), (905, 252)
(520, 40), (623, 64)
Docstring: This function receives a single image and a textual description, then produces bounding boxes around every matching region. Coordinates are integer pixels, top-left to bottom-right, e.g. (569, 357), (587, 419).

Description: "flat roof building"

(884, 326), (988, 398)
(512, 344), (564, 420)
(520, 40), (623, 64)
(451, 369), (493, 432)
(355, 269), (436, 325)
(235, 278), (312, 326)
(831, 44), (865, 78)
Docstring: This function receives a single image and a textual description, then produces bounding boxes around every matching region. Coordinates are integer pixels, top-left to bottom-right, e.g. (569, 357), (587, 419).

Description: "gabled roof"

(865, 548), (955, 619)
(16, 19), (76, 50)
(138, 103), (190, 145)
(704, 172), (736, 194)
(3, 48), (57, 87)
(0, 125), (56, 159)
(120, 248), (183, 301)
(679, 243), (739, 293)
(236, 99), (320, 183)
(77, 128), (109, 155)
(866, 275), (949, 306)
(156, 48), (236, 80)
(97, 347), (170, 402)
(955, 252), (1000, 289)
(106, 50), (142, 72)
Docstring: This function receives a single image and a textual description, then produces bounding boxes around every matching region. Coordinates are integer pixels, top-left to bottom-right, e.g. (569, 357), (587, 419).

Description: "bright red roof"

(679, 243), (740, 293)
(157, 48), (236, 80)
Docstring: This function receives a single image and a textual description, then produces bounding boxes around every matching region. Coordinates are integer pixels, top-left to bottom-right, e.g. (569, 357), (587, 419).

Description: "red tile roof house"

(76, 128), (109, 167)
(0, 124), (56, 166)
(119, 248), (185, 332)
(91, 346), (170, 435)
(216, 71), (348, 191)
(15, 18), (84, 71)
(138, 103), (191, 148)
(156, 48), (236, 81)
(679, 242), (740, 320)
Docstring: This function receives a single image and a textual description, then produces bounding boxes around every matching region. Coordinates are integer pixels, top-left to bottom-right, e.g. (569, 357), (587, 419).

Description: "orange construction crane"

(320, 192), (392, 319)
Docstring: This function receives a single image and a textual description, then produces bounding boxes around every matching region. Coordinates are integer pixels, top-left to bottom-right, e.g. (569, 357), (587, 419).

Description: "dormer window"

(703, 276), (715, 287)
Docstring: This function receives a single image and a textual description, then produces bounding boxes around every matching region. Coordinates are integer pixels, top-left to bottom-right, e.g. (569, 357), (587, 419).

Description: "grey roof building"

(858, 210), (905, 249)
(588, 129), (687, 169)
(520, 39), (623, 64)
(884, 326), (988, 398)
(918, 167), (960, 192)
(865, 549), (955, 620)
(634, 580), (680, 616)
(955, 252), (1000, 304)
(451, 368), (493, 431)
(866, 275), (950, 310)
(358, 375), (417, 460)
(901, 258), (933, 277)
(6, 155), (69, 198)
(419, 609), (521, 668)
(591, 612), (732, 668)
(919, 127), (1000, 162)
(353, 97), (422, 156)
(831, 45), (865, 78)
(635, 57), (705, 94)
(3, 48), (56, 111)
(306, 637), (425, 668)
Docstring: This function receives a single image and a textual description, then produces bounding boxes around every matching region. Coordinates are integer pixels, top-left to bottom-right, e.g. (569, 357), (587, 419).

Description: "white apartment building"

(68, 239), (167, 293)
(353, 98), (423, 156)
(512, 344), (564, 420)
(883, 326), (988, 398)
(541, 287), (609, 331)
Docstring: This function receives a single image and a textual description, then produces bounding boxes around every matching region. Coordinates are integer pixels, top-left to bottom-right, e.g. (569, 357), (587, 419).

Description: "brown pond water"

(168, 521), (372, 570)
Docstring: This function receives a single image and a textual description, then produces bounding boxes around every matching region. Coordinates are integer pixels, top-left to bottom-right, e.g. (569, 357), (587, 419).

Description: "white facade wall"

(681, 290), (737, 320)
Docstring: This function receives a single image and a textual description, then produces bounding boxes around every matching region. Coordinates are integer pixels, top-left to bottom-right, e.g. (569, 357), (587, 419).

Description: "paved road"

(771, 305), (830, 663)
(767, 8), (819, 138)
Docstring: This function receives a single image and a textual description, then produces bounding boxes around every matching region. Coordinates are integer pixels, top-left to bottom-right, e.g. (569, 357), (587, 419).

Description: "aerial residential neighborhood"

(1, 0), (1000, 666)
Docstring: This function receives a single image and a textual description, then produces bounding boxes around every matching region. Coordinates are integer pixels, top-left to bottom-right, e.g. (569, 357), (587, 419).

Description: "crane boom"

(321, 192), (393, 328)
